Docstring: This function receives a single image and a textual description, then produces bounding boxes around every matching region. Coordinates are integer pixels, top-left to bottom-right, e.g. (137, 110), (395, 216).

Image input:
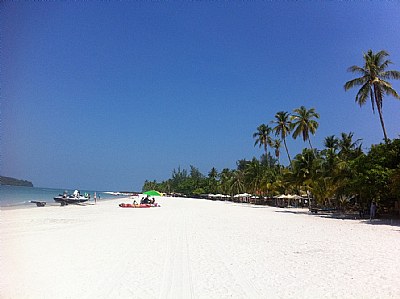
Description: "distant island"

(0, 176), (33, 187)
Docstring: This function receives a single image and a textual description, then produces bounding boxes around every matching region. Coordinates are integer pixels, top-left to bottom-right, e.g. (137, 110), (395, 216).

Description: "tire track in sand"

(158, 207), (194, 299)
(193, 209), (263, 298)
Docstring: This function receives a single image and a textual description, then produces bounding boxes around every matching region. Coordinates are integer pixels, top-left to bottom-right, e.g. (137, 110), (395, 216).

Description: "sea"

(0, 185), (126, 208)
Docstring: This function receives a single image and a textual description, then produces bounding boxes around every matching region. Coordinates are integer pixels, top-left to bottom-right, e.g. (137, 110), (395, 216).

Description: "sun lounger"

(309, 207), (337, 214)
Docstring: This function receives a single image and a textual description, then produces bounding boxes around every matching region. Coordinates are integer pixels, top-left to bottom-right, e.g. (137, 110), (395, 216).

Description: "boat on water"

(54, 190), (89, 205)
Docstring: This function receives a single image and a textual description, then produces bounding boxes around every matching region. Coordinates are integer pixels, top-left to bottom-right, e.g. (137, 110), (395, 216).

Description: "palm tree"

(324, 135), (339, 152)
(271, 139), (281, 166)
(219, 168), (233, 195)
(344, 50), (400, 143)
(292, 148), (317, 188)
(230, 169), (246, 195)
(208, 167), (219, 194)
(245, 158), (265, 195)
(337, 132), (362, 160)
(208, 167), (218, 180)
(253, 124), (272, 159)
(272, 111), (292, 166)
(291, 106), (320, 150)
(322, 135), (339, 173)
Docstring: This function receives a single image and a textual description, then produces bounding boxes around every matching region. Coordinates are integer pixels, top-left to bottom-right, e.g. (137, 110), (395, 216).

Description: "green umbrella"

(143, 190), (162, 196)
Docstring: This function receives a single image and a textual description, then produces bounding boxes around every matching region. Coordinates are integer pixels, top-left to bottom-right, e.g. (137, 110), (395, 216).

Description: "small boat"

(54, 190), (89, 205)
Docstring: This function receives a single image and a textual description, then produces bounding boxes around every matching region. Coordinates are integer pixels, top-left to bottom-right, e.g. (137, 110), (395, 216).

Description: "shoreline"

(0, 185), (137, 210)
(0, 195), (135, 211)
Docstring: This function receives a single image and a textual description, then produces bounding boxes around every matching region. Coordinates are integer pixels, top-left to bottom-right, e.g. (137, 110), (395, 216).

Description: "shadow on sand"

(274, 208), (400, 228)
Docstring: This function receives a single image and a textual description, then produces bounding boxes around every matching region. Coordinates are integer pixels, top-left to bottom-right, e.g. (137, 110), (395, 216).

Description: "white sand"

(1, 197), (400, 298)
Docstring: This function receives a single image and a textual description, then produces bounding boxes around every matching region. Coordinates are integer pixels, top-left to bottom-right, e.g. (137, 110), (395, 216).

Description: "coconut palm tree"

(337, 132), (362, 160)
(271, 139), (281, 166)
(208, 167), (219, 194)
(322, 135), (340, 174)
(208, 167), (218, 180)
(272, 111), (292, 166)
(344, 50), (400, 143)
(253, 124), (272, 159)
(291, 148), (317, 187)
(324, 135), (339, 152)
(291, 106), (320, 150)
(219, 168), (233, 195)
(245, 158), (265, 195)
(230, 169), (246, 195)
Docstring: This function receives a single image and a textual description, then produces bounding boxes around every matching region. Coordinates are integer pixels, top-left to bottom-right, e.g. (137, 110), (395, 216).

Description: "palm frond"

(344, 76), (368, 90)
(382, 70), (400, 80)
(347, 65), (366, 75)
(378, 59), (392, 72)
(381, 83), (400, 99)
(355, 83), (371, 106)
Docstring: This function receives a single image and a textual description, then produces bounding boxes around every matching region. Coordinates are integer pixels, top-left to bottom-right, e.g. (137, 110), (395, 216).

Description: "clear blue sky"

(1, 1), (400, 191)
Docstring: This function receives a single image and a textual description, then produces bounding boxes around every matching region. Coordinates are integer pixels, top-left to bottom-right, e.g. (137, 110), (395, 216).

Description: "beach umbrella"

(235, 193), (251, 197)
(143, 190), (162, 196)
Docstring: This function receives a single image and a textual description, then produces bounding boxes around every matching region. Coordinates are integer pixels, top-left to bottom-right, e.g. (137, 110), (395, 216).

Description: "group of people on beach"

(133, 195), (156, 205)
(141, 195), (156, 204)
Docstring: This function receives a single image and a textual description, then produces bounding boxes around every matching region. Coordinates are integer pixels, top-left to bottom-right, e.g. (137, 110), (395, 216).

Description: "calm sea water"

(0, 185), (124, 208)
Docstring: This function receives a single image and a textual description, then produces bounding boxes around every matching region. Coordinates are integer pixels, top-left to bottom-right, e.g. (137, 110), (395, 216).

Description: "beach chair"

(309, 206), (337, 214)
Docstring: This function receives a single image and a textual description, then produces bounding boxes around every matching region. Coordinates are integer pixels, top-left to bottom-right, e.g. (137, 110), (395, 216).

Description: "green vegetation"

(0, 176), (33, 187)
(142, 50), (400, 216)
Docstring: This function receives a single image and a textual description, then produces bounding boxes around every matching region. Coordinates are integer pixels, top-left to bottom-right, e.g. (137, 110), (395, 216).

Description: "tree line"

(142, 50), (400, 213)
(0, 176), (33, 187)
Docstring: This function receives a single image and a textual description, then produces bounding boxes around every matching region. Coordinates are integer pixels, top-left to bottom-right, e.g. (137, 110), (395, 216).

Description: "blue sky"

(1, 1), (400, 191)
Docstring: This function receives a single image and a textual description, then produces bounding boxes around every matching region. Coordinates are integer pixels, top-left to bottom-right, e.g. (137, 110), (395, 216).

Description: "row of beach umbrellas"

(142, 191), (304, 200)
(207, 194), (230, 198)
(208, 193), (253, 198)
(274, 194), (303, 200)
(207, 193), (304, 199)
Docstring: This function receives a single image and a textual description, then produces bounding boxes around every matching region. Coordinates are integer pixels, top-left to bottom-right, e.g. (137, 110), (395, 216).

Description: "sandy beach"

(1, 196), (400, 298)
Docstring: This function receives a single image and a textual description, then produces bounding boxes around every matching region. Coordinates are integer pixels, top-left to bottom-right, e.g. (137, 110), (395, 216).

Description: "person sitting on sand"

(143, 195), (150, 204)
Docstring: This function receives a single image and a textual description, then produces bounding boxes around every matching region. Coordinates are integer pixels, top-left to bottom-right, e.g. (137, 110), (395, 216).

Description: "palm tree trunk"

(283, 137), (292, 167)
(264, 145), (270, 168)
(308, 139), (313, 150)
(374, 86), (389, 143)
(308, 139), (317, 158)
(377, 105), (388, 143)
(276, 154), (281, 174)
